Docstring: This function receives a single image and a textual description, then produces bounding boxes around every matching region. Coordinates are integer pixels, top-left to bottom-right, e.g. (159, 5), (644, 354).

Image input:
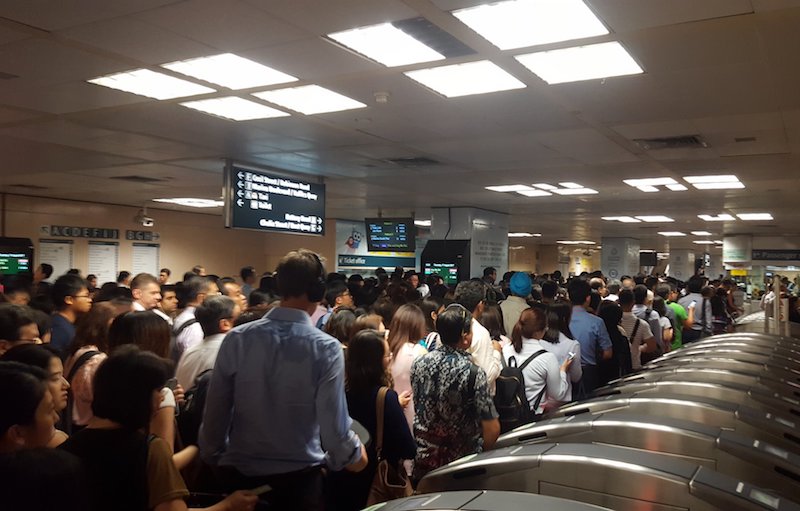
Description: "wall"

(507, 243), (567, 274)
(2, 194), (336, 280)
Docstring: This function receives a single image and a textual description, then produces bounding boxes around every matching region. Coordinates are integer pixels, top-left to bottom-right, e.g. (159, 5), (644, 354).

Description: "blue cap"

(509, 272), (532, 297)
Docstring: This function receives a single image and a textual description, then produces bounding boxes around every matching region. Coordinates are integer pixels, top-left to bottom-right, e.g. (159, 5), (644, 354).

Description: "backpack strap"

(467, 364), (479, 404)
(173, 318), (198, 337)
(518, 349), (547, 371)
(374, 387), (389, 460)
(631, 318), (641, 342)
(67, 350), (101, 383)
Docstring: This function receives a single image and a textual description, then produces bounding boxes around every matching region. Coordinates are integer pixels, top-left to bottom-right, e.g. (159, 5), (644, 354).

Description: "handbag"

(366, 387), (413, 506)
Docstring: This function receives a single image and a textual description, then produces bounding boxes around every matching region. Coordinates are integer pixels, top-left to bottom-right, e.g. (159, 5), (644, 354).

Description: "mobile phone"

(567, 351), (576, 361)
(249, 484), (272, 496)
(165, 377), (178, 391)
(689, 300), (697, 308)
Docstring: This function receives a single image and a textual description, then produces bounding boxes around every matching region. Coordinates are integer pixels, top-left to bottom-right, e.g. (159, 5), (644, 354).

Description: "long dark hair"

(510, 307), (547, 353)
(107, 311), (171, 359)
(543, 302), (574, 344)
(346, 330), (390, 391)
(479, 304), (506, 340)
(69, 300), (131, 356)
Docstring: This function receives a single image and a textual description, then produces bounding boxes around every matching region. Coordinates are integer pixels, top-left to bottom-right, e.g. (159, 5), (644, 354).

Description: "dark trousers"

(682, 329), (706, 344)
(218, 465), (325, 511)
(576, 365), (599, 400)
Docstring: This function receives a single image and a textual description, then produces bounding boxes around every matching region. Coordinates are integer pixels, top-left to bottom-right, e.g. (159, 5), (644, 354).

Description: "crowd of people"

(0, 254), (748, 511)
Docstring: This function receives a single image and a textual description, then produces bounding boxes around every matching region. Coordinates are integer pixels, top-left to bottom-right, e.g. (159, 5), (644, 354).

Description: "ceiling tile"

(0, 0), (180, 31)
(587, 0), (753, 32)
(248, 0), (420, 34)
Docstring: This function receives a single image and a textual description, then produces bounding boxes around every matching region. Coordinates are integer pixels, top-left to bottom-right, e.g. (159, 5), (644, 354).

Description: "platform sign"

(224, 164), (325, 236)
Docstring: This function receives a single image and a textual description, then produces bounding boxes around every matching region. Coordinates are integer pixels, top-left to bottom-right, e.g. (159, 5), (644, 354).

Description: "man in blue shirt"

(200, 249), (367, 510)
(568, 278), (612, 398)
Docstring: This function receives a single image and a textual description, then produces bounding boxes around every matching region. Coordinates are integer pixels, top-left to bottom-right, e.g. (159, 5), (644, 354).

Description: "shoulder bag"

(366, 387), (413, 506)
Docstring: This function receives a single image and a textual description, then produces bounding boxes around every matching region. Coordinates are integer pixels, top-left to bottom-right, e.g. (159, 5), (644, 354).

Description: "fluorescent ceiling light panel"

(253, 85), (366, 114)
(693, 240), (715, 245)
(623, 177), (677, 187)
(666, 184), (688, 191)
(698, 214), (735, 221)
(508, 232), (541, 237)
(404, 60), (526, 98)
(486, 184), (535, 192)
(635, 215), (674, 222)
(737, 213), (773, 221)
(557, 240), (596, 245)
(532, 183), (557, 190)
(691, 231), (712, 236)
(515, 41), (643, 85)
(602, 216), (641, 223)
(658, 232), (686, 237)
(153, 198), (224, 208)
(327, 23), (445, 67)
(637, 185), (659, 193)
(452, 0), (608, 51)
(692, 182), (745, 190)
(559, 182), (583, 189)
(553, 187), (598, 195)
(88, 69), (215, 100)
(414, 220), (432, 227)
(517, 189), (552, 197)
(180, 97), (289, 121)
(162, 53), (297, 90)
(714, 240), (724, 244)
(684, 175), (739, 184)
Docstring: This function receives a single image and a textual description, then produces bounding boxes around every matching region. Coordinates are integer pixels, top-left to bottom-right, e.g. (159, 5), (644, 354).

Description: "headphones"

(446, 303), (473, 334)
(307, 252), (326, 303)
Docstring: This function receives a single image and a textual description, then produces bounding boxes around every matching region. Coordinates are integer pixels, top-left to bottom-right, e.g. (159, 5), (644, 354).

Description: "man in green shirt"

(660, 283), (693, 350)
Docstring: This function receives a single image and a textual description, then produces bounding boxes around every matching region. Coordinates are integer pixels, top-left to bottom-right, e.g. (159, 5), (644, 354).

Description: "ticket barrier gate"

(650, 349), (800, 374)
(366, 490), (613, 511)
(551, 394), (800, 456)
(417, 443), (800, 511)
(493, 412), (800, 500)
(644, 357), (800, 384)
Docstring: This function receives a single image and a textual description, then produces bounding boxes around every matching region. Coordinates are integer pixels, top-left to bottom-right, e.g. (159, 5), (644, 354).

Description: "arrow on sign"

(317, 225), (323, 232)
(237, 181), (244, 188)
(237, 172), (244, 179)
(237, 199), (244, 207)
(237, 190), (244, 198)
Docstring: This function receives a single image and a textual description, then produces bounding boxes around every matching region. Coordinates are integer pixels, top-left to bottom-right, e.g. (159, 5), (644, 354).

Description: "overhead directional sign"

(224, 164), (326, 236)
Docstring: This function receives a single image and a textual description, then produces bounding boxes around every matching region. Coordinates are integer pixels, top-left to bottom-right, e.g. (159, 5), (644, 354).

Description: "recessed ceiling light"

(666, 184), (688, 191)
(162, 53), (297, 90)
(553, 187), (598, 195)
(658, 232), (686, 237)
(452, 0), (608, 51)
(404, 60), (526, 98)
(515, 41), (643, 85)
(509, 232), (542, 237)
(683, 174), (745, 190)
(180, 97), (290, 121)
(737, 213), (773, 221)
(623, 177), (689, 193)
(602, 216), (641, 223)
(559, 182), (582, 189)
(636, 215), (674, 222)
(532, 183), (558, 190)
(557, 240), (596, 245)
(153, 198), (224, 208)
(691, 231), (712, 236)
(327, 23), (445, 67)
(88, 69), (215, 100)
(714, 240), (724, 244)
(517, 189), (552, 197)
(698, 214), (735, 221)
(253, 85), (366, 114)
(693, 240), (715, 245)
(486, 184), (535, 192)
(414, 219), (432, 227)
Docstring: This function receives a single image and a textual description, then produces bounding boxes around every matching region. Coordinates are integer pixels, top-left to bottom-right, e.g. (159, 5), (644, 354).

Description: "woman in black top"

(597, 301), (633, 386)
(328, 330), (417, 511)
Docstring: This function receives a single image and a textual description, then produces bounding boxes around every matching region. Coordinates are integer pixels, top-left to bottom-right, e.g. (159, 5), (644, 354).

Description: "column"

(668, 249), (694, 281)
(601, 237), (640, 281)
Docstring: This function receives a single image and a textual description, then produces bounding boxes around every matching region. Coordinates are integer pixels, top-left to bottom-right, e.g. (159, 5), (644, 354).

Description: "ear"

(0, 339), (11, 356)
(131, 288), (142, 300)
(64, 295), (75, 306)
(5, 425), (26, 447)
(219, 318), (233, 333)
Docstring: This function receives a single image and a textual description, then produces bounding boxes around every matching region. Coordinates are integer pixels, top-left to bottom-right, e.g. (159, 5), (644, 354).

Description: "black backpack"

(178, 369), (213, 446)
(493, 350), (547, 433)
(169, 318), (198, 364)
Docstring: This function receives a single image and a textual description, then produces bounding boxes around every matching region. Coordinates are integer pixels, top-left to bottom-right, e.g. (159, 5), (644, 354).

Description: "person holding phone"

(678, 277), (710, 343)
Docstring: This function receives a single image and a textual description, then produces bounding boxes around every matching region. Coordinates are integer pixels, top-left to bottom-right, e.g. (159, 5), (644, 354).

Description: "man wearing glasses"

(50, 275), (92, 354)
(172, 276), (220, 361)
(0, 303), (41, 355)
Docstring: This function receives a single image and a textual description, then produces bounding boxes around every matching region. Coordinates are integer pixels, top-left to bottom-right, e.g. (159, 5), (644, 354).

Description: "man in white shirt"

(130, 273), (172, 324)
(173, 276), (220, 361)
(176, 295), (240, 389)
(454, 279), (502, 394)
(618, 289), (657, 370)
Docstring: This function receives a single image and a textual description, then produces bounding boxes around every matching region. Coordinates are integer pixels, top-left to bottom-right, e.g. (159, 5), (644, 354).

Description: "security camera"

(141, 217), (154, 227)
(134, 208), (154, 227)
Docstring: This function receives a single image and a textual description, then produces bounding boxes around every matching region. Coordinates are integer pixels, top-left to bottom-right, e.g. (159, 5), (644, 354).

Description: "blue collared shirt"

(569, 306), (612, 366)
(199, 306), (362, 476)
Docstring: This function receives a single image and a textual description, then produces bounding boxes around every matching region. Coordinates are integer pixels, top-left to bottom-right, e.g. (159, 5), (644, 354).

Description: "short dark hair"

(196, 296), (236, 336)
(567, 279), (591, 306)
(31, 309), (52, 338)
(325, 307), (357, 345)
(39, 264), (54, 279)
(655, 284), (671, 300)
(1, 343), (59, 372)
(618, 289), (635, 307)
(130, 273), (158, 291)
(0, 304), (37, 341)
(324, 280), (348, 306)
(240, 266), (256, 281)
(633, 284), (648, 305)
(346, 330), (389, 390)
(108, 311), (171, 359)
(275, 249), (324, 300)
(483, 267), (496, 278)
(607, 282), (621, 295)
(86, 274), (97, 281)
(0, 361), (47, 436)
(454, 280), (486, 313)
(116, 271), (130, 283)
(686, 276), (704, 294)
(160, 284), (176, 295)
(192, 265), (204, 275)
(436, 305), (472, 347)
(178, 276), (213, 307)
(541, 280), (558, 299)
(52, 275), (87, 311)
(248, 289), (275, 308)
(159, 268), (171, 277)
(91, 346), (171, 430)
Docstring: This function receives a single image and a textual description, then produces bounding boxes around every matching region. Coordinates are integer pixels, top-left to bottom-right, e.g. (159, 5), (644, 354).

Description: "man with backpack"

(619, 290), (657, 371)
(632, 285), (663, 364)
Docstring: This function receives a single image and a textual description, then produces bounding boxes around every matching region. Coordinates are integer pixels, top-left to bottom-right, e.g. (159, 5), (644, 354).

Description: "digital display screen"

(749, 488), (780, 509)
(225, 165), (325, 236)
(365, 218), (415, 252)
(423, 261), (459, 285)
(0, 252), (30, 275)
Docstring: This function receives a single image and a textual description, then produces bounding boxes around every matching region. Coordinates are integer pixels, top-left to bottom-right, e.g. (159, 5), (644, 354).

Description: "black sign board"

(365, 218), (415, 252)
(224, 165), (325, 236)
(752, 249), (800, 261)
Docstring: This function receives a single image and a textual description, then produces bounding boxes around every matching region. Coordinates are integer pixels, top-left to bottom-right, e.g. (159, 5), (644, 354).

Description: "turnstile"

(650, 349), (800, 372)
(417, 443), (800, 511)
(494, 412), (800, 500)
(550, 393), (800, 455)
(366, 490), (612, 510)
(638, 358), (800, 385)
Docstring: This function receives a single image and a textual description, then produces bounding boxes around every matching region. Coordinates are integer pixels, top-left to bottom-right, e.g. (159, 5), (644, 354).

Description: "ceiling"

(1, 0), (799, 252)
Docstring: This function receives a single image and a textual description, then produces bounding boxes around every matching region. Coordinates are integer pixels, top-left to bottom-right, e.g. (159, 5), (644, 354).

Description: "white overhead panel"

(327, 23), (445, 67)
(515, 42), (643, 84)
(253, 85), (366, 115)
(162, 53), (298, 89)
(180, 97), (290, 121)
(87, 69), (215, 100)
(404, 60), (526, 98)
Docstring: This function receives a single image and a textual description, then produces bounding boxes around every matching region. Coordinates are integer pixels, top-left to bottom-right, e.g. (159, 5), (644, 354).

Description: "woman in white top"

(539, 302), (582, 408)
(502, 307), (572, 415)
(387, 304), (427, 433)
